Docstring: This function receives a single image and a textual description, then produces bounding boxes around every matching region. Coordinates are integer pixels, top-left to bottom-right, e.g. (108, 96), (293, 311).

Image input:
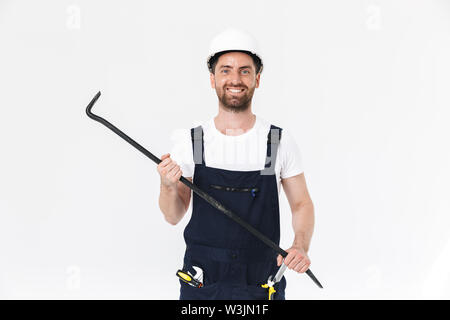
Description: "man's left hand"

(277, 247), (311, 273)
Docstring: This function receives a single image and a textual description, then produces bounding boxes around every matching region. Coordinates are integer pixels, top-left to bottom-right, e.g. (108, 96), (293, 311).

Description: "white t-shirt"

(169, 115), (304, 194)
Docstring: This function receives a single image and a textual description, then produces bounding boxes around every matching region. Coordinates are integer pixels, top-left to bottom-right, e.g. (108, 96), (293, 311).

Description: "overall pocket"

(245, 258), (287, 300)
(181, 255), (226, 284)
(179, 279), (221, 300)
(210, 184), (259, 197)
(179, 254), (226, 300)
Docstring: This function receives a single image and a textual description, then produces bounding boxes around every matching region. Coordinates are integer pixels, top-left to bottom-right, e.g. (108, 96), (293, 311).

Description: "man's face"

(210, 52), (260, 113)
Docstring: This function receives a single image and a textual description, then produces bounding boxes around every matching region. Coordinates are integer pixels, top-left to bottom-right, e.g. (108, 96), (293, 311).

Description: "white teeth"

(228, 88), (243, 93)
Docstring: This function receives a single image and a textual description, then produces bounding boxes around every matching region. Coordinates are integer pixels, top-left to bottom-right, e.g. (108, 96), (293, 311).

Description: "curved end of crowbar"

(86, 91), (102, 119)
(306, 269), (324, 288)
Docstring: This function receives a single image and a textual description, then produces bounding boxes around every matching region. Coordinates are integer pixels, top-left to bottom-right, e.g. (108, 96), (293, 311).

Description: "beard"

(216, 85), (255, 113)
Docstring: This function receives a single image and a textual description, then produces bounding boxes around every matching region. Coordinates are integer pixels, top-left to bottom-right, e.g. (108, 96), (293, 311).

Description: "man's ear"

(210, 72), (216, 89)
(255, 72), (261, 88)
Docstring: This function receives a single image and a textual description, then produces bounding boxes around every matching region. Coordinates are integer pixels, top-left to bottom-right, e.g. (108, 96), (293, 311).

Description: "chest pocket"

(210, 184), (259, 198)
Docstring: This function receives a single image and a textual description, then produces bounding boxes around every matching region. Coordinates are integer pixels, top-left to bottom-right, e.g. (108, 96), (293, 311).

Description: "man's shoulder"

(255, 116), (286, 138)
(170, 118), (207, 145)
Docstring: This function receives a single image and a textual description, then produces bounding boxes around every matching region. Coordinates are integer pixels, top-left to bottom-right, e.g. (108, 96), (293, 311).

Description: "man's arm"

(279, 172), (315, 273)
(157, 153), (192, 225)
(159, 177), (192, 225)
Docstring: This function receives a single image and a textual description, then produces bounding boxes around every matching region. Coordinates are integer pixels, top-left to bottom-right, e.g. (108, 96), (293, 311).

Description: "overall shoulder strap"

(191, 125), (205, 165)
(261, 125), (282, 175)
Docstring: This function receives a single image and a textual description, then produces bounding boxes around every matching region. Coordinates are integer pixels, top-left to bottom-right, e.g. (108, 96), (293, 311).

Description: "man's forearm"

(291, 201), (315, 253)
(159, 184), (186, 225)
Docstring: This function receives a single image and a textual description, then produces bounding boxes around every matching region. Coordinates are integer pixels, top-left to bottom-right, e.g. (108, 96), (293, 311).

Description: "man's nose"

(229, 69), (242, 82)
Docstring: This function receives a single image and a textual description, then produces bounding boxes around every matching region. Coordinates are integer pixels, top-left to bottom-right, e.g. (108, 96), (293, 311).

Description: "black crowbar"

(85, 91), (323, 289)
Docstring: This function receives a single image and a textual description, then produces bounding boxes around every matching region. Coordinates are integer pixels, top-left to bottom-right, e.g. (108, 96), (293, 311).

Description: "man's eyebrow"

(219, 65), (253, 70)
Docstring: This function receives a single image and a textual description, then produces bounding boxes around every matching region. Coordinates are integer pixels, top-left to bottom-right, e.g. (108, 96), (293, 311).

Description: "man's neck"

(214, 107), (256, 136)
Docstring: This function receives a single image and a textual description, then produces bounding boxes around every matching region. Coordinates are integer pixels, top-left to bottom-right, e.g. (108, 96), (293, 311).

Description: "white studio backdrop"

(0, 0), (449, 299)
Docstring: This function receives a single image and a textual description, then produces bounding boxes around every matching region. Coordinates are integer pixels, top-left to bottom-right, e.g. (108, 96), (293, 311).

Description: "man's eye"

(222, 69), (228, 74)
(242, 70), (249, 74)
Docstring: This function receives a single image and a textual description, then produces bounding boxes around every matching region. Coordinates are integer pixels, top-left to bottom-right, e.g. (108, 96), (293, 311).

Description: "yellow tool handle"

(177, 270), (192, 282)
(176, 270), (203, 288)
(268, 286), (276, 300)
(261, 284), (276, 300)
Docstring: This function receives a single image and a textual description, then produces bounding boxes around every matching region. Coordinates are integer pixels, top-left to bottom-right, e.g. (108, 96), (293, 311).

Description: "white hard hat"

(207, 28), (263, 73)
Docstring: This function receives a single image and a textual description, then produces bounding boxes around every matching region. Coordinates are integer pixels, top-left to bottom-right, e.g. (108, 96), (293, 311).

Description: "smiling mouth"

(226, 87), (246, 94)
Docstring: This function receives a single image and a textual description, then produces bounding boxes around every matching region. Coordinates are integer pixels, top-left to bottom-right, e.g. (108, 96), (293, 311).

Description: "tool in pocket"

(176, 266), (204, 288)
(261, 260), (288, 300)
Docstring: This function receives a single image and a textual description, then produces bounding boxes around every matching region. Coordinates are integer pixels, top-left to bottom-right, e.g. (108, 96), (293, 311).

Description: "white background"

(1, 0), (449, 299)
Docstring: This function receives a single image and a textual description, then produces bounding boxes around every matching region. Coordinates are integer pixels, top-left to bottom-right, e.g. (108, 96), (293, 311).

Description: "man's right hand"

(157, 153), (183, 188)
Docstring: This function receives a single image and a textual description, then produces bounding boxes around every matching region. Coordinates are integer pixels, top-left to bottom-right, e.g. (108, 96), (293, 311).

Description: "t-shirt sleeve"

(169, 128), (194, 178)
(279, 129), (304, 179)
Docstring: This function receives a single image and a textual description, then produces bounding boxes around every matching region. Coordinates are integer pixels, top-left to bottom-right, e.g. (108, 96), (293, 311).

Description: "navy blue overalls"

(179, 124), (286, 300)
